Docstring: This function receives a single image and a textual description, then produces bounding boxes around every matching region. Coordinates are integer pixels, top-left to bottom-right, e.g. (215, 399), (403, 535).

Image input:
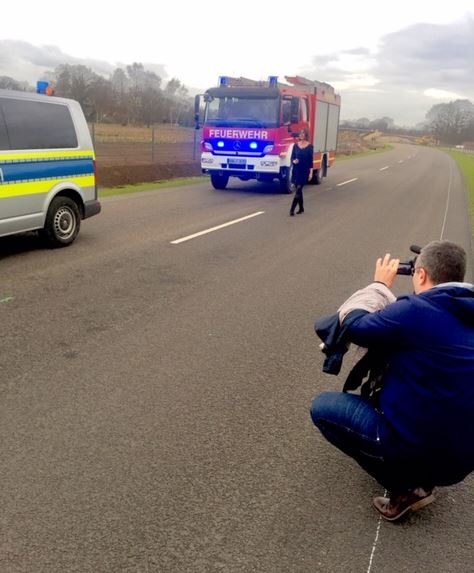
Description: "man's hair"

(417, 240), (466, 284)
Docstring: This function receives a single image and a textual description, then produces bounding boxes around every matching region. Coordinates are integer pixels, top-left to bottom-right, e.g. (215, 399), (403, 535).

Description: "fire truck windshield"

(205, 96), (279, 128)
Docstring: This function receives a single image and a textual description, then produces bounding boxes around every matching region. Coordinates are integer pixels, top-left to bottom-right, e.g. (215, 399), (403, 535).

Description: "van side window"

(0, 108), (9, 150)
(1, 99), (78, 149)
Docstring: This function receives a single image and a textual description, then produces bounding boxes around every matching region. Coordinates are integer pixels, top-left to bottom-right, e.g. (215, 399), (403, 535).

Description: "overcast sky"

(1, 0), (473, 126)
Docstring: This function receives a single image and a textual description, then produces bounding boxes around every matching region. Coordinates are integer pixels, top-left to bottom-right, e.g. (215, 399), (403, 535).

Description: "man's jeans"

(310, 391), (426, 491)
(311, 391), (474, 490)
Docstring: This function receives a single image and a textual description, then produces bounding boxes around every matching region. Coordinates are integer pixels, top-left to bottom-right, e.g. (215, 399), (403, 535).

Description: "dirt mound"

(97, 161), (202, 188)
(338, 129), (378, 154)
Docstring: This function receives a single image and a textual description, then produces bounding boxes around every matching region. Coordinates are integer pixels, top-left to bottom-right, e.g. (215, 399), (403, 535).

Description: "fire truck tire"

(210, 173), (229, 190)
(314, 168), (324, 185)
(279, 167), (294, 194)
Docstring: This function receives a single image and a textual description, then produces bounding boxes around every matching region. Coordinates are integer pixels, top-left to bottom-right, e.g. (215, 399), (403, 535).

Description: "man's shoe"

(296, 208), (304, 214)
(373, 487), (435, 521)
(289, 211), (295, 216)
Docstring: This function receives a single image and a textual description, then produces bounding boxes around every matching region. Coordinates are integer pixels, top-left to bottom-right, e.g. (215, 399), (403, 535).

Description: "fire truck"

(194, 75), (341, 192)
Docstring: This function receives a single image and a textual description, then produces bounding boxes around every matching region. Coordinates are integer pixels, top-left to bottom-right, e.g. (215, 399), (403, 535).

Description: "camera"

(397, 245), (422, 275)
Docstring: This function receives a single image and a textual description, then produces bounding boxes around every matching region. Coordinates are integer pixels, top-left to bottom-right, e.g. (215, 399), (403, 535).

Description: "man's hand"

(374, 253), (400, 288)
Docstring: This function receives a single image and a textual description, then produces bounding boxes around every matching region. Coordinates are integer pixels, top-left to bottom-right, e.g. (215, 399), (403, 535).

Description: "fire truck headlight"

(216, 141), (225, 148)
(249, 141), (258, 150)
(263, 144), (274, 154)
(203, 142), (213, 151)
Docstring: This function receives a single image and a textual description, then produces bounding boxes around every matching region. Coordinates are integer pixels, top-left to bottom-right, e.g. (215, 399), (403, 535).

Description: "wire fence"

(90, 124), (460, 167)
(93, 140), (201, 165)
(89, 124), (202, 166)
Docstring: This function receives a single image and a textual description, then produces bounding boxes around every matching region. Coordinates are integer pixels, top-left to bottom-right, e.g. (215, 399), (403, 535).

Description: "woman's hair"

(417, 240), (466, 284)
(299, 128), (309, 139)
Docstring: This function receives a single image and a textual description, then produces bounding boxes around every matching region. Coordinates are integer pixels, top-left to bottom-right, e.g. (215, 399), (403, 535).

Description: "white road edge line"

(379, 166), (389, 171)
(366, 514), (384, 573)
(337, 178), (358, 187)
(170, 211), (265, 244)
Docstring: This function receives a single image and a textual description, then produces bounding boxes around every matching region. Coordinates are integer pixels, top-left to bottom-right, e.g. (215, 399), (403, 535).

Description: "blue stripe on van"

(0, 157), (94, 183)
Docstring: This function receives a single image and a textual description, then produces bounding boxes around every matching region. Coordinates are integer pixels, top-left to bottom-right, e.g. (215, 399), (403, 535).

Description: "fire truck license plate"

(228, 158), (246, 166)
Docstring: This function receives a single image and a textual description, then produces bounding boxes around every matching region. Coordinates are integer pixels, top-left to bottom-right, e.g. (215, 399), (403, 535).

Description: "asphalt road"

(1, 144), (473, 572)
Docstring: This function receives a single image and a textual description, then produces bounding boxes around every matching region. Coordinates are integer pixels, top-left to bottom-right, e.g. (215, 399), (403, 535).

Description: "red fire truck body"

(195, 76), (341, 192)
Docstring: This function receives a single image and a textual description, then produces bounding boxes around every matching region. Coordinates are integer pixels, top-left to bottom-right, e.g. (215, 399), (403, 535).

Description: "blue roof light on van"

(36, 81), (55, 96)
(36, 81), (49, 94)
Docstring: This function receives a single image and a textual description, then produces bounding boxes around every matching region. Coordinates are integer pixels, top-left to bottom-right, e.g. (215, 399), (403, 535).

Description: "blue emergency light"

(36, 80), (49, 94)
(219, 76), (230, 87)
(268, 76), (278, 87)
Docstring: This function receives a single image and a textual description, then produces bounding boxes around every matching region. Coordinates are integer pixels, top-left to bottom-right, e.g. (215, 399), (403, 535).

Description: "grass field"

(447, 150), (474, 227)
(90, 123), (195, 144)
(99, 177), (204, 197)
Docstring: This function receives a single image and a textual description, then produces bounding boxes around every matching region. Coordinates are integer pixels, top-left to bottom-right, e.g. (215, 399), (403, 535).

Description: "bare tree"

(426, 100), (474, 144)
(0, 76), (29, 90)
(165, 78), (190, 125)
(3, 63), (195, 128)
(52, 64), (103, 120)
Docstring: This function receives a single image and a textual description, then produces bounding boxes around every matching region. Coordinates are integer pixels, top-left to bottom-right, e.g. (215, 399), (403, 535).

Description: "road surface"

(1, 144), (473, 572)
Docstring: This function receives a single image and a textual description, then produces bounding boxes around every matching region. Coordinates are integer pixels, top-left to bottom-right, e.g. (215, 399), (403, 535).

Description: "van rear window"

(0, 98), (78, 150)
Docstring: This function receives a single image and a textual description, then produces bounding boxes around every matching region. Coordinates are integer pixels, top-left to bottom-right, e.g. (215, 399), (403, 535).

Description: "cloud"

(1, 16), (473, 126)
(374, 18), (474, 93)
(299, 17), (474, 125)
(0, 40), (167, 86)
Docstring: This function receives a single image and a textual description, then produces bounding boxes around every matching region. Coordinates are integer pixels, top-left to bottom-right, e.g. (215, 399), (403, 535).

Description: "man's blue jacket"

(346, 283), (474, 470)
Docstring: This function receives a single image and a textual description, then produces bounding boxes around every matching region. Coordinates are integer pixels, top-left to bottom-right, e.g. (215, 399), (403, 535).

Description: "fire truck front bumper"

(201, 153), (281, 175)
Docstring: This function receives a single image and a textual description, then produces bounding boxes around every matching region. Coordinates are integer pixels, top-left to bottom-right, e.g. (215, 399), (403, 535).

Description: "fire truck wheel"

(313, 168), (324, 185)
(279, 167), (294, 194)
(210, 173), (229, 190)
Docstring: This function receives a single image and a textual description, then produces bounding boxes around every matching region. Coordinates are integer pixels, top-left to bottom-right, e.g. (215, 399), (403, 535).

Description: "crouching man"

(310, 240), (474, 521)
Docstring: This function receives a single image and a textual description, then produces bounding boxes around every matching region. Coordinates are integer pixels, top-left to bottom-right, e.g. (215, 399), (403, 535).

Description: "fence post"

(151, 127), (155, 163)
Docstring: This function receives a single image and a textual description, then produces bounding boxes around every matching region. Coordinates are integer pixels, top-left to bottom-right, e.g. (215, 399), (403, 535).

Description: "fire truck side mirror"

(290, 97), (300, 124)
(194, 95), (201, 129)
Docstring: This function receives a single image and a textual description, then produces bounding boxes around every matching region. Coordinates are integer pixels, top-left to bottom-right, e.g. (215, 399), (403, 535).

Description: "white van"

(0, 89), (101, 247)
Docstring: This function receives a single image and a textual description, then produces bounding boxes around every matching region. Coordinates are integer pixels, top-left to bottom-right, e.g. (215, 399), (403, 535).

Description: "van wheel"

(43, 197), (81, 248)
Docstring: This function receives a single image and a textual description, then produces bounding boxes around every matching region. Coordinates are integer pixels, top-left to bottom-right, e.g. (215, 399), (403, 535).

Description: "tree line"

(341, 100), (474, 145)
(0, 63), (196, 127)
(1, 64), (473, 144)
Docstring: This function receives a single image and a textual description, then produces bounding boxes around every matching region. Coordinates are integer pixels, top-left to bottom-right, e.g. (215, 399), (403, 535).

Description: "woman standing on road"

(289, 128), (313, 216)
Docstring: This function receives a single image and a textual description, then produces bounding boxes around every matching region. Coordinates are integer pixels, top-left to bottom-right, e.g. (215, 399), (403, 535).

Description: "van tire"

(43, 196), (81, 248)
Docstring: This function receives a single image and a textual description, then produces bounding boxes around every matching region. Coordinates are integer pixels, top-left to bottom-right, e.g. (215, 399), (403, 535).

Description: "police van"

(0, 89), (101, 247)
